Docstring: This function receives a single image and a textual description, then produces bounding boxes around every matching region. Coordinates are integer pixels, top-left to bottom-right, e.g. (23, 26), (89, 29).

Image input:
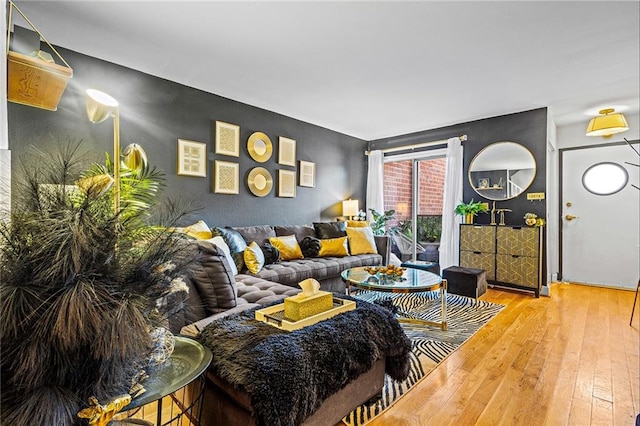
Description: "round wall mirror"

(469, 141), (536, 201)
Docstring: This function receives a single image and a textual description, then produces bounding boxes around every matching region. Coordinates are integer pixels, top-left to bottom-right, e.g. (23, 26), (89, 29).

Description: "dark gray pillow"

(275, 224), (316, 242)
(313, 221), (347, 239)
(211, 227), (247, 272)
(300, 236), (321, 258)
(188, 240), (237, 315)
(235, 225), (276, 246)
(261, 241), (281, 265)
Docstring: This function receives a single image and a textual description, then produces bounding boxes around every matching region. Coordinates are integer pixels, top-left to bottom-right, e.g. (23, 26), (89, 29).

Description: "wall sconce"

(342, 199), (359, 220)
(86, 89), (120, 214)
(585, 108), (629, 137)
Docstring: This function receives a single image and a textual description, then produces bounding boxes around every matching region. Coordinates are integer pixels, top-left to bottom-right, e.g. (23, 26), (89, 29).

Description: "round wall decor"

(247, 167), (273, 197)
(247, 132), (273, 163)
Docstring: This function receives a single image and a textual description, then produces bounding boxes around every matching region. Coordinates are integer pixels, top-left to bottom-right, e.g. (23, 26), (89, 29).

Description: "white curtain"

(439, 137), (463, 269)
(366, 150), (384, 221)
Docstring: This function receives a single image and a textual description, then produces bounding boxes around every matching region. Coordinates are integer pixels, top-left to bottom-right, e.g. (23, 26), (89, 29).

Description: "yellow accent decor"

(346, 227), (378, 255)
(347, 220), (370, 227)
(319, 236), (349, 257)
(284, 291), (334, 321)
(269, 235), (304, 260)
(244, 241), (265, 274)
(183, 220), (213, 239)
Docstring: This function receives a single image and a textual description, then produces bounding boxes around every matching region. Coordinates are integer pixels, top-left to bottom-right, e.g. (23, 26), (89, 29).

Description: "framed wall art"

(278, 136), (296, 166)
(214, 160), (239, 194)
(177, 139), (207, 177)
(299, 160), (315, 188)
(278, 169), (296, 198)
(215, 121), (240, 157)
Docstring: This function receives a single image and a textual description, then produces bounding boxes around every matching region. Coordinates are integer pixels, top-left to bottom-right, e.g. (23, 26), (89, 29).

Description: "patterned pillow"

(346, 227), (378, 255)
(300, 236), (321, 258)
(269, 235), (304, 260)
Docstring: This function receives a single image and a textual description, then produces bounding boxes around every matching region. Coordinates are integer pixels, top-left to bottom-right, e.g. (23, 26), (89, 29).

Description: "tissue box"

(284, 291), (333, 321)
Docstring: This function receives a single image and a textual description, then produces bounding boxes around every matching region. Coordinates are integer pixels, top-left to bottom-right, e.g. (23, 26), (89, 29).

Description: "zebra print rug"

(342, 291), (504, 426)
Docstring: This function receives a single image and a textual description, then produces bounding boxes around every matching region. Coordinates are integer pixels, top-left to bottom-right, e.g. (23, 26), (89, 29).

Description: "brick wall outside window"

(383, 158), (446, 226)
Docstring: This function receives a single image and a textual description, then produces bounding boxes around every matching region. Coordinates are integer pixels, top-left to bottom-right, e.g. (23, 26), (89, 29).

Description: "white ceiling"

(11, 1), (640, 141)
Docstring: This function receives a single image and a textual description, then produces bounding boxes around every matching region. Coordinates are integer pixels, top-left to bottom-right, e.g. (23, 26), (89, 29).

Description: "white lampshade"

(342, 199), (359, 217)
(586, 108), (629, 137)
(86, 89), (118, 123)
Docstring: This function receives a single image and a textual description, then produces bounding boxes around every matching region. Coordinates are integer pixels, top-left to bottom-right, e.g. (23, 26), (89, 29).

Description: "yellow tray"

(255, 298), (356, 331)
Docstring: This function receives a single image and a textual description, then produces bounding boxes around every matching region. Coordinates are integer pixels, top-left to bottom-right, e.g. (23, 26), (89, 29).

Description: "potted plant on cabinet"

(454, 199), (488, 224)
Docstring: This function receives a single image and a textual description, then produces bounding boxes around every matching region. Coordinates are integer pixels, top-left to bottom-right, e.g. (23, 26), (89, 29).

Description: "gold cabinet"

(460, 224), (542, 297)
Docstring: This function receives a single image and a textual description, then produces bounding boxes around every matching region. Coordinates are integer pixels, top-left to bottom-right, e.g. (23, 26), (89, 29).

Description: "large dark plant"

(0, 141), (193, 426)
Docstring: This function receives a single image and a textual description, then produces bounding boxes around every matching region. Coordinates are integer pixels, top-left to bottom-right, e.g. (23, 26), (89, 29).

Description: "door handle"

(565, 214), (579, 221)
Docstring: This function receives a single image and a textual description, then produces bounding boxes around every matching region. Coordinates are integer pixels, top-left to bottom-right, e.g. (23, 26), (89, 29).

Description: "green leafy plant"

(454, 199), (488, 217)
(369, 208), (396, 236)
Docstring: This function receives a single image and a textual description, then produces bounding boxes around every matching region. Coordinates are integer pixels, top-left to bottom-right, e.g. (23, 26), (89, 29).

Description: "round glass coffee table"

(341, 266), (448, 330)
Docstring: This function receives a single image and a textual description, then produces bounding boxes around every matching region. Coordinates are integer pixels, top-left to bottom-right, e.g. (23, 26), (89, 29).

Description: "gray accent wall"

(7, 46), (368, 227)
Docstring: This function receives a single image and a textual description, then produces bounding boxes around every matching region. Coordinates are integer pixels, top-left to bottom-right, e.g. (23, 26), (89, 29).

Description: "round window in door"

(582, 162), (629, 195)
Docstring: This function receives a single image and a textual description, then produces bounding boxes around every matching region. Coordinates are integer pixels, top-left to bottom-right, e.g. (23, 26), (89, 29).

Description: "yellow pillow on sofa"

(182, 220), (213, 239)
(244, 241), (265, 274)
(346, 227), (378, 255)
(269, 235), (304, 260)
(347, 220), (370, 228)
(318, 236), (349, 257)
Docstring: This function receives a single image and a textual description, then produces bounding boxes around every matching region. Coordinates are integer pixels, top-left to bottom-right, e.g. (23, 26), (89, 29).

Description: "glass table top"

(341, 266), (443, 293)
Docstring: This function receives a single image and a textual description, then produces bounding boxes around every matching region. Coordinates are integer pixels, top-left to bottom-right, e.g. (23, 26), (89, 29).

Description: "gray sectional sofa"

(175, 222), (390, 334)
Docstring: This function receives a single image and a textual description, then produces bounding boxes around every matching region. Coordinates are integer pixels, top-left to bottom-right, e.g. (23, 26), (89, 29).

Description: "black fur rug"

(196, 296), (411, 426)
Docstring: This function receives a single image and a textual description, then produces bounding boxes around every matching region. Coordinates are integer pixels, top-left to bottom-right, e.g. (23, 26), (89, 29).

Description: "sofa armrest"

(374, 235), (391, 265)
(180, 303), (260, 337)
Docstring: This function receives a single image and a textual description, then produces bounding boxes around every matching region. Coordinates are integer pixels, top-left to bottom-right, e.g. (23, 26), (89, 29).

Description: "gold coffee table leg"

(397, 280), (448, 330)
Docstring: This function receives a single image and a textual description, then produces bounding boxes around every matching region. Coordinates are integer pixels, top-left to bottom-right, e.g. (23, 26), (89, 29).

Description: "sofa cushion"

(182, 220), (213, 239)
(250, 254), (382, 287)
(261, 242), (280, 265)
(203, 236), (238, 276)
(346, 227), (378, 255)
(234, 225), (276, 246)
(244, 241), (265, 274)
(189, 240), (237, 314)
(274, 225), (316, 242)
(269, 235), (304, 261)
(347, 220), (370, 228)
(314, 221), (347, 239)
(300, 236), (321, 258)
(212, 227), (247, 272)
(318, 236), (349, 257)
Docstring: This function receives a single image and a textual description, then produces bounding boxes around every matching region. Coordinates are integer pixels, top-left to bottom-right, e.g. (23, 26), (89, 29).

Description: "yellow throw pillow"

(269, 235), (304, 261)
(244, 241), (265, 274)
(346, 227), (378, 255)
(347, 220), (370, 228)
(183, 220), (213, 239)
(318, 236), (349, 257)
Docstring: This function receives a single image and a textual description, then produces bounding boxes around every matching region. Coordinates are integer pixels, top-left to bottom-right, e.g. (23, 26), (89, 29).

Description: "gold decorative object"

(7, 1), (73, 111)
(77, 395), (132, 426)
(122, 143), (148, 172)
(284, 279), (333, 321)
(247, 132), (273, 162)
(247, 167), (273, 197)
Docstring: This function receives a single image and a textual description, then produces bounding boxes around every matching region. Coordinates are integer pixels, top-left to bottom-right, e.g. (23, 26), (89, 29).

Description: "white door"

(561, 142), (639, 289)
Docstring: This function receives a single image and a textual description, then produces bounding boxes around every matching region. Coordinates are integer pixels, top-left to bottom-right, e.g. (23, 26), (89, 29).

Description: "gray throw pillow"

(188, 240), (238, 315)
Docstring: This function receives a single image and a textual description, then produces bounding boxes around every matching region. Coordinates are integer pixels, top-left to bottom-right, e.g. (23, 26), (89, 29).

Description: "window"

(582, 162), (628, 195)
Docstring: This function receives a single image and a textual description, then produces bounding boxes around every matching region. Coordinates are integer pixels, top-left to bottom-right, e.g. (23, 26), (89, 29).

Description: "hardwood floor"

(368, 283), (639, 426)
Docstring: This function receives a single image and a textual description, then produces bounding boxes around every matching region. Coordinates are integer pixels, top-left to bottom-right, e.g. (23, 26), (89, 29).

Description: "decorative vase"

(465, 213), (474, 224)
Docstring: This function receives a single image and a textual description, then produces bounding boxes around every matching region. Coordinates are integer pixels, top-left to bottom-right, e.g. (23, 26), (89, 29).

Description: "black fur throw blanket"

(196, 296), (411, 426)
